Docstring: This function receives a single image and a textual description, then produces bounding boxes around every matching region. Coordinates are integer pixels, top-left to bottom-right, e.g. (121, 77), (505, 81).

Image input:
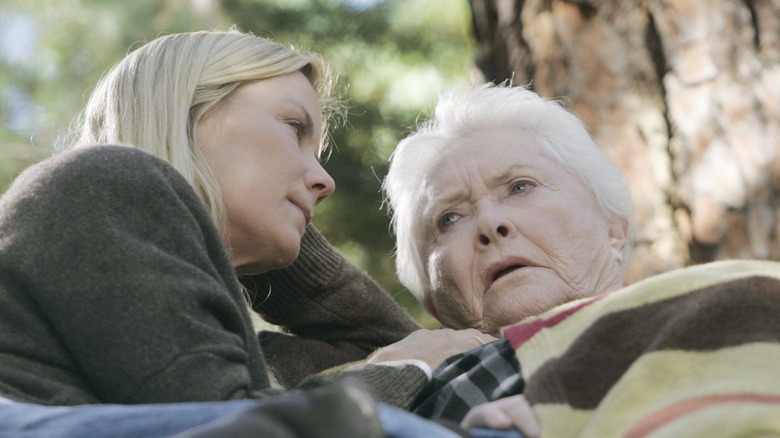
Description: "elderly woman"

(384, 82), (633, 336)
(386, 83), (780, 438)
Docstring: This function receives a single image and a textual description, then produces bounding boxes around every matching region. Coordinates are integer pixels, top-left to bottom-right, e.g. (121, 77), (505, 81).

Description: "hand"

(367, 328), (497, 370)
(461, 395), (540, 438)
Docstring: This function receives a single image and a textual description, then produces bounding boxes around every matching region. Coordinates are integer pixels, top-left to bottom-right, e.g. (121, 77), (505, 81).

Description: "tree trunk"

(469, 0), (780, 283)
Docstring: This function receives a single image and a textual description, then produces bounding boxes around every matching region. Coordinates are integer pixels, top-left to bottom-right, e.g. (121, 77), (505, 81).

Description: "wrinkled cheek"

(432, 289), (475, 330)
(427, 254), (479, 329)
(484, 300), (531, 332)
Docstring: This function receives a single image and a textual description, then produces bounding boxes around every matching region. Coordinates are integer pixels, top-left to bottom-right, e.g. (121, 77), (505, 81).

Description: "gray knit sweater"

(0, 145), (425, 408)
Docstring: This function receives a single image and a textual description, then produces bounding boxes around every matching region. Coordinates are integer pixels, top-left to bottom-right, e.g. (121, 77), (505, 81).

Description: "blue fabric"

(378, 404), (461, 438)
(468, 427), (526, 438)
(0, 399), (259, 438)
(0, 400), (463, 438)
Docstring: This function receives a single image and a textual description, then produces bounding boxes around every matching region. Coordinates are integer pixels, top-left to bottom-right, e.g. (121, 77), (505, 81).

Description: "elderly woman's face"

(422, 128), (626, 334)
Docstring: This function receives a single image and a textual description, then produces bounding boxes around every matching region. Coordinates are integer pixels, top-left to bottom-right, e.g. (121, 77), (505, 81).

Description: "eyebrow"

(424, 163), (538, 214)
(491, 163), (535, 183)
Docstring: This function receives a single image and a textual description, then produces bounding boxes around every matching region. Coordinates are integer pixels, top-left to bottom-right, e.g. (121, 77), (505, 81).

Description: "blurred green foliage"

(0, 0), (476, 326)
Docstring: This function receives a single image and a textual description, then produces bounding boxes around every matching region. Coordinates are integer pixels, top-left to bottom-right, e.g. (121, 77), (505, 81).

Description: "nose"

(308, 160), (335, 206)
(475, 200), (515, 247)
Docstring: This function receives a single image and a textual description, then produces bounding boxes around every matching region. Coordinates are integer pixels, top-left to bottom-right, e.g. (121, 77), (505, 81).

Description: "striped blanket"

(504, 259), (780, 437)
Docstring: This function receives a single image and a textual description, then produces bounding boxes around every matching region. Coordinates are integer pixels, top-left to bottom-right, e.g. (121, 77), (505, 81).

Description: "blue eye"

(438, 212), (459, 230)
(510, 180), (534, 194)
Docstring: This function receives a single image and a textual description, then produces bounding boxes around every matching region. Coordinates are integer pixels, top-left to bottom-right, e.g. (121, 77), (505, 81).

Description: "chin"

(271, 247), (300, 270)
(236, 244), (301, 276)
(278, 236), (302, 267)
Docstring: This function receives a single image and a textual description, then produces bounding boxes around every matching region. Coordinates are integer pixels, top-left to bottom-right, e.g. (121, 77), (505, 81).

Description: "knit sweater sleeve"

(250, 226), (421, 388)
(0, 146), (273, 405)
(298, 361), (429, 410)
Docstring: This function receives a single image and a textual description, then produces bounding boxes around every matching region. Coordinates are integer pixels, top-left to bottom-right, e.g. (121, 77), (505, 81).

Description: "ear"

(608, 216), (629, 265)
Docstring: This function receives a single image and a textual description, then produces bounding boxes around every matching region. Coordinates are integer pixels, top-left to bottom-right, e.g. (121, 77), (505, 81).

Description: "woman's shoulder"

(4, 145), (194, 208)
(25, 145), (178, 185)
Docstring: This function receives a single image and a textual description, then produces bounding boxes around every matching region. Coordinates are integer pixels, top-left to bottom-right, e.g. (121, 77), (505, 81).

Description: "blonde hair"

(383, 82), (634, 307)
(69, 29), (343, 232)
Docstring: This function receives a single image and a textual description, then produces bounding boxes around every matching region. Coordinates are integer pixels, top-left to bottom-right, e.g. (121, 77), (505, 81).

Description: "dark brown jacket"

(0, 145), (424, 408)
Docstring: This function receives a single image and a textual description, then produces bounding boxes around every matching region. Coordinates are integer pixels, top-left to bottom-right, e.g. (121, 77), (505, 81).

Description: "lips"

(494, 265), (522, 281)
(484, 257), (536, 288)
(301, 206), (312, 225)
(291, 201), (312, 226)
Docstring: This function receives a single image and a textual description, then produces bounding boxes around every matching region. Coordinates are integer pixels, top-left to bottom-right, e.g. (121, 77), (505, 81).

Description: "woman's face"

(197, 72), (334, 275)
(421, 128), (626, 335)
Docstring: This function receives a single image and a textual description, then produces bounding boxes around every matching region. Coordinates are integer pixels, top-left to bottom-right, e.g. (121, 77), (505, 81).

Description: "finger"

(461, 406), (512, 429)
(481, 333), (499, 343)
(505, 397), (541, 438)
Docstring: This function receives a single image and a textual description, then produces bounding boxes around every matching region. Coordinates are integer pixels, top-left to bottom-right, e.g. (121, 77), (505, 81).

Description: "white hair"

(383, 82), (634, 307)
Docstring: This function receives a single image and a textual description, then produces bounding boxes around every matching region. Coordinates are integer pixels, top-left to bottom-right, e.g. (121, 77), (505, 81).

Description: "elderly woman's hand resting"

(461, 394), (540, 438)
(367, 328), (496, 370)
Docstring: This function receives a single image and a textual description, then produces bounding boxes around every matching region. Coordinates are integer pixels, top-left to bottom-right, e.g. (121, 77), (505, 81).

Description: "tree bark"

(469, 0), (780, 283)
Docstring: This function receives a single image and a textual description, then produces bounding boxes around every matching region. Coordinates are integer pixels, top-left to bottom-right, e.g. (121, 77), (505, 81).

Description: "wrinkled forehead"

(419, 150), (461, 214)
(420, 129), (550, 198)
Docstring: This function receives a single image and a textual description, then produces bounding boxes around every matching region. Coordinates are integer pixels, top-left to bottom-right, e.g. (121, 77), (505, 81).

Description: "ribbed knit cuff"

(300, 362), (429, 410)
(341, 363), (429, 409)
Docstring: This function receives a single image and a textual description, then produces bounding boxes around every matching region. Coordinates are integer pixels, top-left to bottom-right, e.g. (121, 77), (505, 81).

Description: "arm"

(290, 328), (496, 409)
(0, 146), (273, 404)
(250, 226), (421, 387)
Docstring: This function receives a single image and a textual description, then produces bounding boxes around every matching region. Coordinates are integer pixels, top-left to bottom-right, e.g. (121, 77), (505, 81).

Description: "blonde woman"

(0, 29), (478, 437)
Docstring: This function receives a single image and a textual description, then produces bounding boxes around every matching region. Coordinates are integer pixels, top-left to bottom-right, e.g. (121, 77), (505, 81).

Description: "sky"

(0, 10), (36, 64)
